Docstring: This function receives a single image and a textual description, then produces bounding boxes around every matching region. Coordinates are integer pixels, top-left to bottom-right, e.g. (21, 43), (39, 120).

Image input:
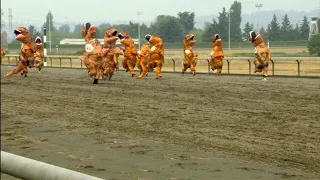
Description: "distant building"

(59, 38), (139, 45)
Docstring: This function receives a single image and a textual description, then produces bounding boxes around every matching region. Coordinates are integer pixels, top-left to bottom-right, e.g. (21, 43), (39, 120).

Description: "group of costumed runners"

(1, 22), (271, 83)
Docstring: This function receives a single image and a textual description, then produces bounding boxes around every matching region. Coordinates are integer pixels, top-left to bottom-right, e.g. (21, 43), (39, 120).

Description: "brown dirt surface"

(1, 66), (320, 180)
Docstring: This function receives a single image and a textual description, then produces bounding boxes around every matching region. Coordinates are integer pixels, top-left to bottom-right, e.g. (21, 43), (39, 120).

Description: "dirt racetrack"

(1, 66), (320, 180)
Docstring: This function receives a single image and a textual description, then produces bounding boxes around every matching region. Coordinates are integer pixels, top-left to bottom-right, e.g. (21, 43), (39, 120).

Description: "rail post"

(70, 57), (72, 68)
(49, 57), (53, 67)
(296, 60), (302, 77)
(1, 151), (105, 180)
(59, 57), (62, 67)
(7, 56), (10, 65)
(226, 60), (231, 74)
(172, 59), (175, 72)
(270, 59), (275, 76)
(15, 56), (18, 64)
(247, 59), (252, 75)
(207, 59), (210, 75)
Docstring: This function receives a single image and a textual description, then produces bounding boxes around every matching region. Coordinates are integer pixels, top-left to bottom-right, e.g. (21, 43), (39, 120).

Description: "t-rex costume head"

(104, 28), (118, 48)
(248, 31), (264, 47)
(14, 27), (32, 44)
(184, 34), (196, 47)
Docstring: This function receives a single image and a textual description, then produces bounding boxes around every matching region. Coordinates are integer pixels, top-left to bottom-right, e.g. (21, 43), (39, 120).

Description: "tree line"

(12, 1), (318, 44)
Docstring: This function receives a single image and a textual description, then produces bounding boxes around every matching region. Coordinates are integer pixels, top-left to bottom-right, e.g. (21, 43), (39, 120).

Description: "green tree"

(242, 22), (253, 41)
(177, 11), (195, 34)
(217, 7), (229, 41)
(229, 1), (242, 42)
(202, 19), (218, 42)
(58, 24), (70, 36)
(280, 14), (293, 41)
(300, 16), (309, 40)
(28, 25), (41, 39)
(150, 15), (184, 43)
(308, 33), (320, 56)
(266, 14), (281, 41)
(292, 24), (301, 40)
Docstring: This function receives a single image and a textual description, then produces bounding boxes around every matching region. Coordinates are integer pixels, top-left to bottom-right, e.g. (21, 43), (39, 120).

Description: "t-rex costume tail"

(118, 32), (138, 77)
(182, 34), (198, 76)
(79, 22), (103, 84)
(5, 27), (36, 77)
(34, 36), (44, 71)
(102, 28), (120, 78)
(137, 34), (164, 79)
(210, 34), (224, 76)
(249, 31), (271, 81)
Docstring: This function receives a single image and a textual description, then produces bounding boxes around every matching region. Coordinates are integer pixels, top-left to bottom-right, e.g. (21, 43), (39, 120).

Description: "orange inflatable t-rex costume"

(182, 34), (198, 75)
(249, 31), (271, 81)
(33, 36), (44, 71)
(137, 34), (164, 79)
(210, 34), (224, 76)
(80, 22), (103, 84)
(137, 44), (151, 76)
(118, 32), (138, 77)
(5, 27), (36, 77)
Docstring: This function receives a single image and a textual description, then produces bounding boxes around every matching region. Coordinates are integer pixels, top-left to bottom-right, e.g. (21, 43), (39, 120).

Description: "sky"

(1, 0), (319, 25)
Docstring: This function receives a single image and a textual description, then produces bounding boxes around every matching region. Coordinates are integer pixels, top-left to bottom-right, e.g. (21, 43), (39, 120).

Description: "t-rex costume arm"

(118, 32), (138, 76)
(182, 34), (198, 75)
(5, 27), (36, 77)
(137, 34), (164, 79)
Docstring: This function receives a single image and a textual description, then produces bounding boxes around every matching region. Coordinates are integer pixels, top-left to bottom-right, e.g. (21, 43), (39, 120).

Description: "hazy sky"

(1, 0), (319, 24)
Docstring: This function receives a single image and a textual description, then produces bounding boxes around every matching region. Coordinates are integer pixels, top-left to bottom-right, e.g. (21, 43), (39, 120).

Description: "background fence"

(1, 55), (320, 77)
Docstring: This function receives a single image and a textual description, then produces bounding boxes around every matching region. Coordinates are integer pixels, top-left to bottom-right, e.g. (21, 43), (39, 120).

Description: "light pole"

(228, 8), (233, 52)
(255, 4), (263, 32)
(136, 11), (143, 50)
(48, 11), (52, 52)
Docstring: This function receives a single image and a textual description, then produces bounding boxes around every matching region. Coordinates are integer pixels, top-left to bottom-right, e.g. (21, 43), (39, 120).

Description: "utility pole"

(136, 11), (143, 50)
(255, 4), (263, 32)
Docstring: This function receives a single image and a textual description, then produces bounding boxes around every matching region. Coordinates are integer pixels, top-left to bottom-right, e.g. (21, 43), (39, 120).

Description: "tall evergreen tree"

(266, 14), (281, 41)
(300, 16), (310, 40)
(242, 22), (253, 41)
(217, 7), (229, 41)
(229, 1), (242, 42)
(280, 14), (293, 41)
(177, 12), (195, 34)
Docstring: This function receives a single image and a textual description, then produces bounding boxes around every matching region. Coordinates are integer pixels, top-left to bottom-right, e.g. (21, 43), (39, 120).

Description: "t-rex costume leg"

(182, 34), (198, 76)
(79, 22), (103, 84)
(118, 32), (138, 77)
(137, 34), (164, 79)
(210, 34), (224, 76)
(5, 27), (36, 78)
(249, 31), (271, 80)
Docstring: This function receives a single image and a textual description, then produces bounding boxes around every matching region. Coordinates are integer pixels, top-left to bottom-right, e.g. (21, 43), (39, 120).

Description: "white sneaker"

(262, 78), (267, 81)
